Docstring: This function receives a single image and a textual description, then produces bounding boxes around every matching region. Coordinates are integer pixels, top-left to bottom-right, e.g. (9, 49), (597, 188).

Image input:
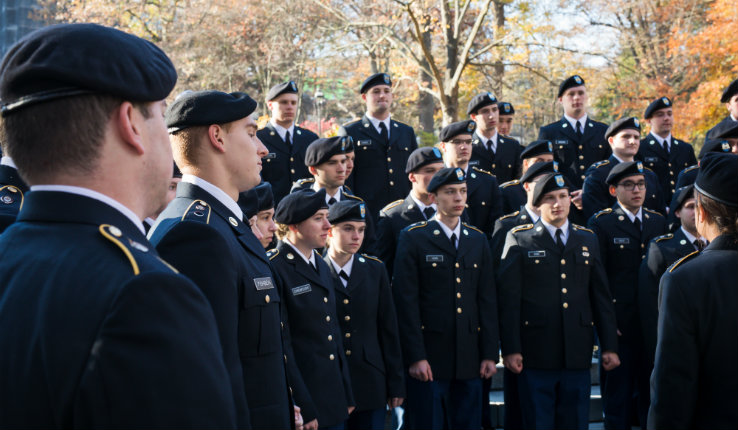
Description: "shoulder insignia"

(99, 224), (140, 275)
(344, 119), (361, 127)
(655, 233), (674, 243)
(498, 211), (520, 221)
(182, 200), (212, 224)
(572, 224), (594, 234)
(361, 253), (383, 263)
(644, 208), (664, 217)
(511, 223), (534, 233)
(382, 199), (404, 212)
(0, 185), (24, 209)
(500, 180), (520, 188)
(644, 166), (655, 173)
(462, 223), (484, 234)
(668, 250), (699, 273)
(595, 208), (613, 218)
(343, 184), (353, 194)
(472, 166), (494, 176)
(344, 193), (363, 202)
(296, 178), (315, 185)
(593, 160), (610, 169)
(267, 249), (280, 260)
(682, 164), (698, 173)
(408, 221), (427, 231)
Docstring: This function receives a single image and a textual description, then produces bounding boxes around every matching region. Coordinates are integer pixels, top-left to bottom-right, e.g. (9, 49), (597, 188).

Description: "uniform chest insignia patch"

(614, 238), (630, 244)
(254, 277), (275, 290)
(127, 239), (149, 252)
(618, 215), (625, 221)
(364, 123), (370, 128)
(582, 251), (590, 257)
(582, 246), (588, 251)
(263, 153), (277, 159)
(433, 230), (440, 235)
(463, 229), (469, 236)
(358, 257), (366, 263)
(679, 239), (687, 245)
(291, 284), (311, 295)
(562, 123), (568, 128)
(426, 255), (444, 262)
(287, 253), (295, 260)
(270, 131), (276, 136)
(296, 129), (302, 135)
(1, 195), (13, 204)
(229, 217), (238, 226)
(358, 139), (372, 146)
(471, 173), (477, 178)
(393, 122), (398, 128)
(528, 250), (546, 258)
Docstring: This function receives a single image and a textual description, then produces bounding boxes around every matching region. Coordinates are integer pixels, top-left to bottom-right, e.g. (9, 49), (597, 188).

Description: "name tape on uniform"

(291, 284), (312, 296)
(613, 238), (630, 245)
(425, 255), (444, 263)
(254, 277), (275, 290)
(527, 250), (546, 258)
(357, 140), (372, 147)
(263, 153), (277, 159)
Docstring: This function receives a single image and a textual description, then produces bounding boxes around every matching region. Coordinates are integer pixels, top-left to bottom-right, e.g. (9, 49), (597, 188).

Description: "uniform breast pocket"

(240, 275), (282, 356)
(574, 252), (591, 277)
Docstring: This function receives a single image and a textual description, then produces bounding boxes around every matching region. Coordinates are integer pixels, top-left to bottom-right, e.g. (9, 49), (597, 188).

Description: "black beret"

(713, 121), (738, 139)
(172, 162), (182, 178)
(305, 136), (352, 167)
(695, 152), (738, 207)
(254, 182), (275, 212)
(405, 147), (444, 173)
(266, 81), (298, 101)
(275, 189), (328, 224)
(360, 73), (392, 94)
(466, 92), (497, 115)
(699, 139), (733, 159)
(439, 120), (476, 142)
(605, 117), (641, 140)
(427, 167), (465, 193)
(165, 91), (257, 133)
(532, 173), (570, 206)
(520, 140), (554, 160)
(498, 101), (515, 115)
(237, 189), (259, 219)
(720, 79), (738, 103)
(328, 200), (367, 224)
(669, 184), (695, 214)
(606, 160), (645, 185)
(644, 96), (673, 119)
(520, 161), (559, 184)
(0, 23), (177, 116)
(557, 74), (585, 98)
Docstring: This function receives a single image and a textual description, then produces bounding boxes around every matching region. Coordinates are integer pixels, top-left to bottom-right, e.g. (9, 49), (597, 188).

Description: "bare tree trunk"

(418, 26), (435, 133)
(491, 0), (506, 97)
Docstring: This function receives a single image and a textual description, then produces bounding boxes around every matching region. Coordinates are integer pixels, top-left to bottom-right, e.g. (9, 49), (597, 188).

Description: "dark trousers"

(518, 368), (590, 430)
(600, 341), (650, 430)
(504, 367), (524, 430)
(405, 375), (482, 430)
(346, 407), (385, 430)
(319, 422), (345, 430)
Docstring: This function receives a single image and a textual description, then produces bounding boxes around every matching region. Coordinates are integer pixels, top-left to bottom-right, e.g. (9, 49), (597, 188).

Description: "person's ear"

(207, 124), (227, 153)
(608, 185), (617, 197)
(114, 101), (145, 155)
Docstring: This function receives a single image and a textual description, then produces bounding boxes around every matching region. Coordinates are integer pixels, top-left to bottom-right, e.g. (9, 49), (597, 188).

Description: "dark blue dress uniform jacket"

(464, 166), (504, 238)
(338, 116), (417, 217)
(324, 253), (405, 411)
(498, 221), (618, 369)
(469, 134), (523, 184)
(268, 241), (355, 427)
(637, 229), (696, 365)
(0, 191), (236, 428)
(0, 165), (28, 233)
(489, 206), (536, 268)
(375, 194), (427, 277)
(149, 182), (292, 430)
(648, 234), (738, 430)
(538, 118), (611, 188)
(587, 205), (667, 344)
(636, 135), (696, 203)
(258, 123), (318, 205)
(705, 115), (737, 139)
(392, 220), (499, 380)
(499, 179), (526, 216)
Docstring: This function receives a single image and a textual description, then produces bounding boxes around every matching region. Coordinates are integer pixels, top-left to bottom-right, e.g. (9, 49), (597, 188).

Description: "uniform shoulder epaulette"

(296, 178), (315, 185)
(267, 249), (279, 260)
(472, 166), (494, 176)
(511, 223), (534, 233)
(682, 164), (698, 173)
(644, 166), (655, 173)
(667, 250), (699, 273)
(500, 180), (520, 188)
(381, 199), (404, 212)
(654, 233), (674, 243)
(343, 184), (353, 194)
(99, 224), (146, 275)
(181, 199), (212, 224)
(407, 221), (427, 231)
(572, 224), (594, 234)
(592, 160), (610, 169)
(344, 193), (364, 202)
(462, 223), (484, 235)
(644, 208), (664, 217)
(498, 211), (520, 221)
(0, 185), (24, 208)
(594, 208), (613, 218)
(344, 118), (361, 127)
(360, 253), (383, 264)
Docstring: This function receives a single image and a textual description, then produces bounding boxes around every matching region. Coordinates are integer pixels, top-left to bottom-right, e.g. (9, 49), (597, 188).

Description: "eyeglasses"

(617, 180), (646, 191)
(449, 139), (473, 145)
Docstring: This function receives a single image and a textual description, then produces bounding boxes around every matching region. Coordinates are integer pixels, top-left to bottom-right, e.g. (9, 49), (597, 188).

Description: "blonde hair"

(275, 223), (291, 240)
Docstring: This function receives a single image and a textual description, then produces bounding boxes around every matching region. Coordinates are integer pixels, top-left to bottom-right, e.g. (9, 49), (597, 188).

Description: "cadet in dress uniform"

(439, 120), (503, 237)
(467, 92), (523, 183)
(324, 200), (405, 430)
(499, 140), (556, 214)
(337, 73), (418, 218)
(243, 182), (277, 249)
(587, 161), (668, 430)
(637, 97), (697, 202)
(582, 117), (665, 219)
(675, 137), (734, 190)
(149, 91), (298, 429)
(375, 147), (444, 276)
(269, 189), (355, 430)
(258, 81), (319, 205)
(143, 162), (182, 232)
(538, 75), (611, 188)
(648, 153), (738, 430)
(0, 24), (236, 427)
(498, 172), (620, 430)
(0, 155), (28, 233)
(497, 101), (516, 137)
(638, 185), (704, 370)
(705, 79), (738, 140)
(393, 167), (499, 430)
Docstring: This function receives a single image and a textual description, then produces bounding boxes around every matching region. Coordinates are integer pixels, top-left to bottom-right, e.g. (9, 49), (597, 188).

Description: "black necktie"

(423, 206), (435, 220)
(633, 217), (641, 232)
(663, 139), (670, 154)
(310, 259), (319, 274)
(450, 233), (457, 249)
(378, 122), (389, 145)
(576, 120), (583, 136)
(328, 197), (337, 205)
(555, 228), (565, 252)
(487, 139), (495, 155)
(693, 239), (704, 251)
(284, 130), (291, 146)
(339, 270), (350, 284)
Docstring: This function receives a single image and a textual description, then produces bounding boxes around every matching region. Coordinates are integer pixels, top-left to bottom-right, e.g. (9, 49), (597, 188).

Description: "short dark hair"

(1, 94), (151, 184)
(170, 123), (233, 168)
(696, 190), (738, 238)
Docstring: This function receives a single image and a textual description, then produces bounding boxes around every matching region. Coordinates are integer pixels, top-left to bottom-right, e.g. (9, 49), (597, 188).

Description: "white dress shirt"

(181, 174), (243, 221)
(541, 218), (570, 245)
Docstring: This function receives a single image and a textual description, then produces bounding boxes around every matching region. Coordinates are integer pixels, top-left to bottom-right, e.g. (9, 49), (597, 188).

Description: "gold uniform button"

(579, 165), (585, 170)
(389, 169), (393, 174)
(563, 302), (569, 309)
(323, 297), (328, 303)
(561, 273), (567, 279)
(457, 307), (462, 314)
(562, 288), (568, 294)
(578, 145), (583, 150)
(474, 264), (478, 268)
(482, 201), (486, 206)
(668, 162), (672, 167)
(389, 181), (394, 186)
(432, 263), (437, 267)
(387, 157), (392, 162)
(344, 315), (351, 321)
(290, 157), (294, 162)
(581, 175), (586, 180)
(265, 295), (271, 303)
(561, 259), (566, 265)
(343, 299), (349, 305)
(345, 332), (351, 338)
(613, 299), (617, 303)
(328, 335), (333, 341)
(326, 316), (331, 322)
(456, 277), (461, 283)
(492, 163), (496, 168)
(579, 155), (584, 160)
(524, 321), (529, 326)
(290, 169), (295, 174)
(329, 354), (335, 360)
(455, 262), (460, 268)
(456, 292), (461, 299)
(345, 350), (352, 356)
